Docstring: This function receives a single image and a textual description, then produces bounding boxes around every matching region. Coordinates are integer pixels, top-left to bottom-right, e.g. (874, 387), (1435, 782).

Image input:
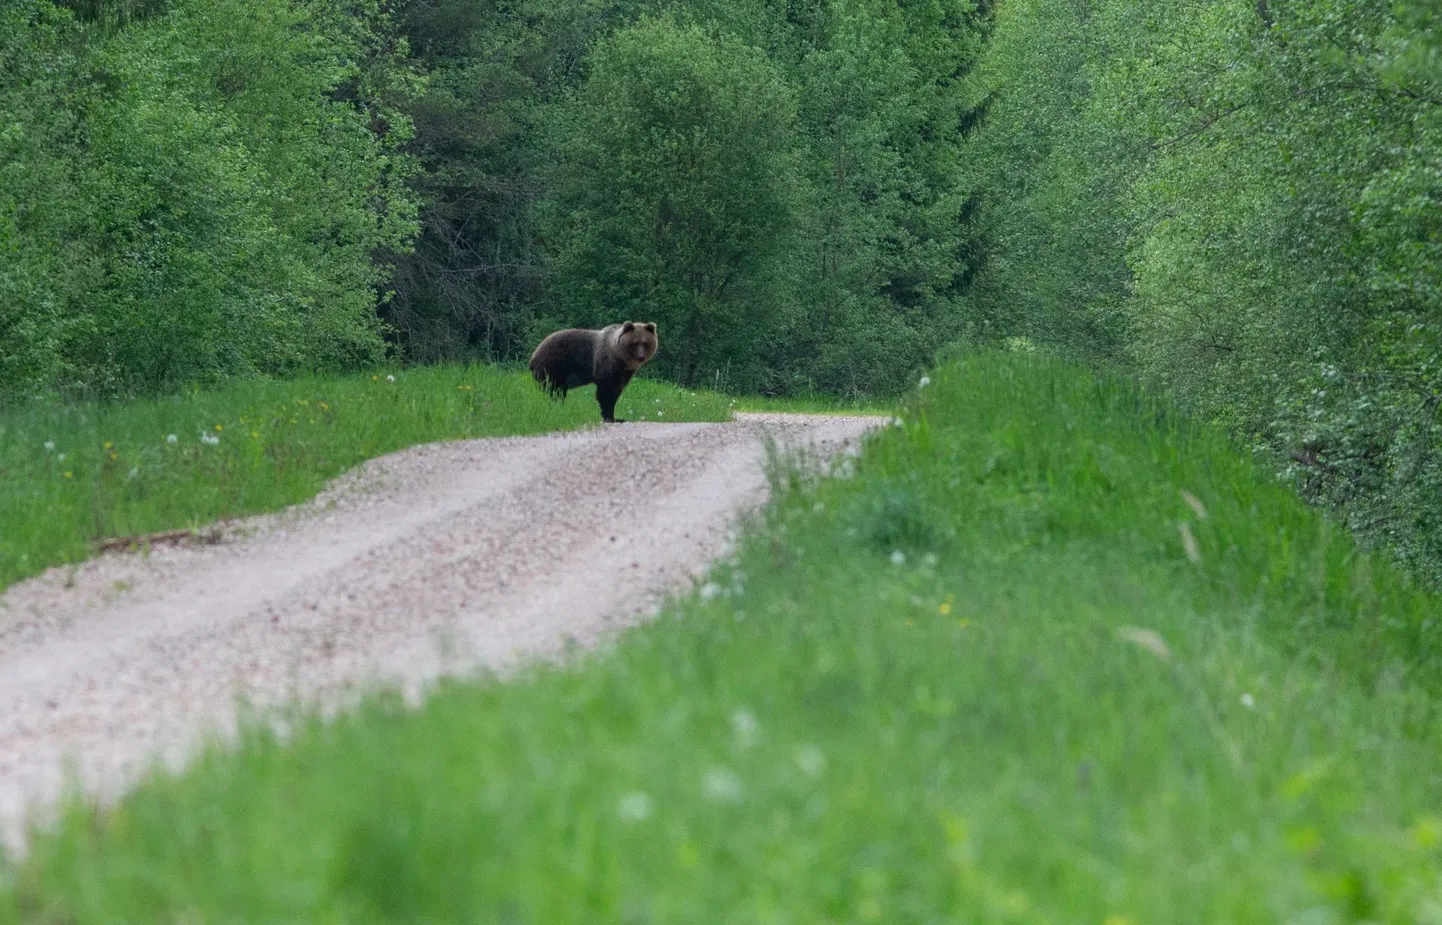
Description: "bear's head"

(618, 321), (659, 367)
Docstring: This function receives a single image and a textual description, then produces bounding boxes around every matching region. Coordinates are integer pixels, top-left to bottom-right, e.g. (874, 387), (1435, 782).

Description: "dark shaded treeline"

(2, 0), (991, 401)
(386, 0), (993, 396)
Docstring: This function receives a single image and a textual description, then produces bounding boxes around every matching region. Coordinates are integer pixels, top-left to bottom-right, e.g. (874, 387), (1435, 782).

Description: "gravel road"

(0, 412), (882, 855)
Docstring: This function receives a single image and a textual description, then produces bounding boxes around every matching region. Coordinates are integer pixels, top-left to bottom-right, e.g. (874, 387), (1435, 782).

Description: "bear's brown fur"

(529, 322), (659, 423)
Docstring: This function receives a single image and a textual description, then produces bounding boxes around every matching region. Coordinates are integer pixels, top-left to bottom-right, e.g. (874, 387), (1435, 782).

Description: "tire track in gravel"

(0, 412), (883, 854)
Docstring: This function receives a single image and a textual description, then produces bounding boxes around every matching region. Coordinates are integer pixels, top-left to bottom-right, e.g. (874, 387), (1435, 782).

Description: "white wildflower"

(1240, 693), (1256, 710)
(890, 550), (906, 566)
(794, 745), (826, 778)
(701, 767), (743, 803)
(918, 375), (931, 388)
(617, 791), (654, 824)
(43, 440), (55, 452)
(731, 709), (759, 748)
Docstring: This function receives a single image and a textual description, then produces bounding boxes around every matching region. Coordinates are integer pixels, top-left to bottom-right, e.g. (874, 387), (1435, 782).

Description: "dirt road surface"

(0, 412), (882, 855)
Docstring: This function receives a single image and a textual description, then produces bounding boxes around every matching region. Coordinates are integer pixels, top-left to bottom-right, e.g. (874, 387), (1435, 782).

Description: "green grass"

(731, 392), (892, 415)
(7, 351), (1442, 924)
(0, 365), (730, 592)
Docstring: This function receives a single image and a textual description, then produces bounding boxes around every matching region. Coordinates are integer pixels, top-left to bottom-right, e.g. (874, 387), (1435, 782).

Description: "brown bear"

(529, 322), (659, 423)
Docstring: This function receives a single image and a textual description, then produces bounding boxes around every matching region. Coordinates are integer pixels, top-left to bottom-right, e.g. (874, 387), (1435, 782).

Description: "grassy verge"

(0, 365), (730, 592)
(731, 392), (892, 415)
(6, 352), (1441, 923)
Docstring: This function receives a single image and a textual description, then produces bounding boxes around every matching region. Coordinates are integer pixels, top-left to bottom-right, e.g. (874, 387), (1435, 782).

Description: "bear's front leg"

(596, 383), (625, 423)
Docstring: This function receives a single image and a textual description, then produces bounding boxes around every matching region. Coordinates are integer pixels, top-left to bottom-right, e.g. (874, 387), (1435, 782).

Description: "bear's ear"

(622, 321), (635, 332)
(644, 322), (656, 333)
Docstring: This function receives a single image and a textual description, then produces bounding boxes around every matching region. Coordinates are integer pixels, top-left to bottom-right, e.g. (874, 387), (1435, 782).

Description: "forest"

(2, 0), (1440, 582)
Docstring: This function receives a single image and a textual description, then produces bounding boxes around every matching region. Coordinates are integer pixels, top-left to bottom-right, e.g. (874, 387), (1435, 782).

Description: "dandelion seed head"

(617, 791), (654, 823)
(43, 441), (55, 452)
(699, 582), (721, 602)
(166, 434), (178, 444)
(1240, 693), (1256, 709)
(918, 375), (931, 388)
(794, 745), (825, 778)
(731, 709), (759, 747)
(701, 767), (743, 803)
(889, 550), (906, 566)
(386, 375), (395, 383)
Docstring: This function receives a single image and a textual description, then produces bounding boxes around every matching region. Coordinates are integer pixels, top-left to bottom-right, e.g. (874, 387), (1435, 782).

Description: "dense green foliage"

(960, 0), (1442, 581)
(388, 0), (991, 395)
(4, 0), (992, 400)
(0, 365), (728, 592)
(9, 352), (1440, 922)
(543, 17), (803, 390)
(0, 0), (418, 399)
